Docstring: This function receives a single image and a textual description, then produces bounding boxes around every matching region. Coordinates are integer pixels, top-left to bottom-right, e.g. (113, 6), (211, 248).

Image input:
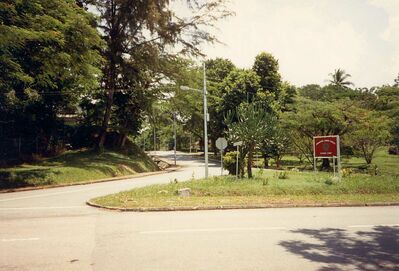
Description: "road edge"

(86, 200), (399, 212)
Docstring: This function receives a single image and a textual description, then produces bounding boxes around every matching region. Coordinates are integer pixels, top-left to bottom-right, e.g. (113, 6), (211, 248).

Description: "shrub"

(341, 168), (353, 178)
(388, 145), (399, 155)
(223, 151), (238, 175)
(274, 171), (289, 179)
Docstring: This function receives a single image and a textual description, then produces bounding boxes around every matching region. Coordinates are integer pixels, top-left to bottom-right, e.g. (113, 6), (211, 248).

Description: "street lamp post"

(180, 62), (209, 178)
(173, 112), (177, 166)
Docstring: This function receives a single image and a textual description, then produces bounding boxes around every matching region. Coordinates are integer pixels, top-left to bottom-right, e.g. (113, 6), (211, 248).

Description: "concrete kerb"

(86, 200), (399, 212)
(0, 166), (181, 194)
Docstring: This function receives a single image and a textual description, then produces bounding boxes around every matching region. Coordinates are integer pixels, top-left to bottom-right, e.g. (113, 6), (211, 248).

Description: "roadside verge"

(86, 200), (399, 212)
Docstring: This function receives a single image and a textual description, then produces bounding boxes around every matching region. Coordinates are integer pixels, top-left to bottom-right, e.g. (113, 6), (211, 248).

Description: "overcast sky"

(181, 0), (399, 88)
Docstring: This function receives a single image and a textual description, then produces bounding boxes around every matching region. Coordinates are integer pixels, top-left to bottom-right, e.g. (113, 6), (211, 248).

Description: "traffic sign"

(216, 137), (228, 150)
(314, 136), (338, 158)
(233, 141), (243, 147)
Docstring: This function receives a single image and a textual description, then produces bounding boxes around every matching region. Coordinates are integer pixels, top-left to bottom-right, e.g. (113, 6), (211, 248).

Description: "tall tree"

(252, 52), (282, 99)
(394, 73), (399, 87)
(83, 0), (232, 149)
(284, 98), (358, 169)
(349, 111), (391, 164)
(205, 58), (236, 152)
(0, 0), (103, 158)
(226, 103), (276, 178)
(328, 69), (354, 88)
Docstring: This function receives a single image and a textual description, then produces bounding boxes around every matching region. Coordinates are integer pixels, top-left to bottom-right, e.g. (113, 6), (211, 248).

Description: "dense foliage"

(0, 1), (397, 178)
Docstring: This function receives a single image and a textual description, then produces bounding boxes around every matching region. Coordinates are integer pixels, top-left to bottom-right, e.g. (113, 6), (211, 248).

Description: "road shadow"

(279, 226), (399, 270)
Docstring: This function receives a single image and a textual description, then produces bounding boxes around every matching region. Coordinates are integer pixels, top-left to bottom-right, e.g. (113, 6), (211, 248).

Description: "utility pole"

(203, 62), (208, 178)
(173, 112), (177, 166)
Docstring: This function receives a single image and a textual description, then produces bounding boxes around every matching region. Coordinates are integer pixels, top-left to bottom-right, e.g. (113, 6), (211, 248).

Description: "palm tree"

(328, 69), (354, 88)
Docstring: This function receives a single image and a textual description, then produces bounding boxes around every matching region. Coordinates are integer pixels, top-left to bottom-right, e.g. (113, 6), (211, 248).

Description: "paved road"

(1, 152), (398, 270)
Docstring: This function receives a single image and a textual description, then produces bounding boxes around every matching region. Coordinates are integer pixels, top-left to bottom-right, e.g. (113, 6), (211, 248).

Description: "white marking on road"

(140, 227), (286, 234)
(1, 238), (40, 242)
(0, 206), (87, 210)
(0, 188), (96, 202)
(347, 224), (399, 228)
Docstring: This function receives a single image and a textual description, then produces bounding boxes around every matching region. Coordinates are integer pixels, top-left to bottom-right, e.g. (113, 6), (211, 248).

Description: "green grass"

(251, 148), (399, 176)
(91, 169), (399, 209)
(0, 149), (159, 189)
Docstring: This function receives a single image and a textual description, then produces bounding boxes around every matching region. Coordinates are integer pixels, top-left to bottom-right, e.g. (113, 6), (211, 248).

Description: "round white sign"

(216, 137), (228, 150)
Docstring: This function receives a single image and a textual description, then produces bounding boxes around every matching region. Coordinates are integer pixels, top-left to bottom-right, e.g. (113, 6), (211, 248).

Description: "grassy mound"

(0, 148), (158, 189)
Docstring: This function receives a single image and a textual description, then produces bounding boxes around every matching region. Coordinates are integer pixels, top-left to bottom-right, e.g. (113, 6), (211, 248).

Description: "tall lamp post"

(180, 63), (208, 178)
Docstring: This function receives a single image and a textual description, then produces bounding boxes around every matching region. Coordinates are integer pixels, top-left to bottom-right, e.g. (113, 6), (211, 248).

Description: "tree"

(83, 0), (232, 149)
(349, 111), (391, 164)
(278, 82), (297, 112)
(394, 73), (399, 87)
(373, 86), (399, 149)
(226, 104), (276, 178)
(252, 52), (282, 99)
(299, 84), (358, 101)
(328, 69), (354, 88)
(205, 58), (236, 153)
(262, 124), (291, 169)
(284, 98), (357, 169)
(0, 0), (103, 158)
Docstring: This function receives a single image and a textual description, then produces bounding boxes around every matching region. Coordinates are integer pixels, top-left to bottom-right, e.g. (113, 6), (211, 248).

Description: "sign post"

(313, 135), (341, 179)
(233, 141), (243, 179)
(216, 137), (228, 176)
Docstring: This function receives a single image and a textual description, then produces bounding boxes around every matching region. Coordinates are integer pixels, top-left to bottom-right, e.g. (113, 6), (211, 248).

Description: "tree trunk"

(262, 153), (269, 168)
(320, 158), (330, 170)
(275, 156), (281, 169)
(247, 145), (254, 178)
(239, 149), (246, 179)
(120, 133), (128, 148)
(98, 89), (114, 150)
(211, 138), (217, 155)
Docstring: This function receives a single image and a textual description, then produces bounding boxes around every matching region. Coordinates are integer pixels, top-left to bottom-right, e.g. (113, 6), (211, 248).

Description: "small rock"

(177, 188), (191, 197)
(157, 190), (168, 194)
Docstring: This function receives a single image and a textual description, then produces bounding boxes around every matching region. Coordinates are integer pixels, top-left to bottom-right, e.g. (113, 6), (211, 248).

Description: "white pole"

(236, 145), (239, 179)
(333, 157), (336, 176)
(173, 113), (177, 166)
(337, 135), (341, 180)
(203, 62), (208, 179)
(313, 137), (317, 172)
(189, 135), (192, 154)
(153, 126), (156, 153)
(221, 149), (223, 176)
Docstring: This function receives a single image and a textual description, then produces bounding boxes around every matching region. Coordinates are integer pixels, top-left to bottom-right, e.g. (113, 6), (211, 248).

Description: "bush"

(274, 171), (289, 179)
(223, 151), (238, 175)
(388, 145), (399, 155)
(341, 168), (353, 178)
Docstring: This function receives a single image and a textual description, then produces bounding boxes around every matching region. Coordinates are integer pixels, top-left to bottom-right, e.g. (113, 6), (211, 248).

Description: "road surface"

(1, 152), (398, 270)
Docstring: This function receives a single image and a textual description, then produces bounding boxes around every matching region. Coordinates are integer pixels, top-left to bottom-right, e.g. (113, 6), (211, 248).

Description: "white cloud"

(196, 0), (399, 87)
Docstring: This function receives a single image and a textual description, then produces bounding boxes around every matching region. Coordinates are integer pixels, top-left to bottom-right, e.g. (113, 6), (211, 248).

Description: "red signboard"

(314, 136), (338, 157)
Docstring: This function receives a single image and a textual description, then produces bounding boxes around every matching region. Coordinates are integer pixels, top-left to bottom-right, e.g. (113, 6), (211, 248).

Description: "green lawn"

(0, 149), (159, 189)
(252, 148), (399, 176)
(91, 169), (399, 209)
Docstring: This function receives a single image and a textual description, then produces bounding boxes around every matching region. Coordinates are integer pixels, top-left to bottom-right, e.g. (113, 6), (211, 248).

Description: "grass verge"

(0, 148), (159, 190)
(90, 170), (399, 210)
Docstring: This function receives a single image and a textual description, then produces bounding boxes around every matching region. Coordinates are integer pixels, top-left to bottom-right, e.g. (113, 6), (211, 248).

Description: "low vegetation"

(0, 148), (158, 190)
(91, 170), (399, 209)
(91, 148), (398, 209)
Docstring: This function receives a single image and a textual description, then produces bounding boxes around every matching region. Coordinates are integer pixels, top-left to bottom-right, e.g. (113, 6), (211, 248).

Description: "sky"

(176, 0), (399, 88)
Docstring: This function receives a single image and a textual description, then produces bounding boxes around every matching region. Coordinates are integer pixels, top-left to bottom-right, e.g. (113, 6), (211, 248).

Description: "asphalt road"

(1, 152), (398, 271)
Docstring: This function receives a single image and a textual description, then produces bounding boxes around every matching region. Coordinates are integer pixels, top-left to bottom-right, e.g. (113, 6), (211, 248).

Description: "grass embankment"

(0, 149), (159, 190)
(91, 169), (399, 210)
